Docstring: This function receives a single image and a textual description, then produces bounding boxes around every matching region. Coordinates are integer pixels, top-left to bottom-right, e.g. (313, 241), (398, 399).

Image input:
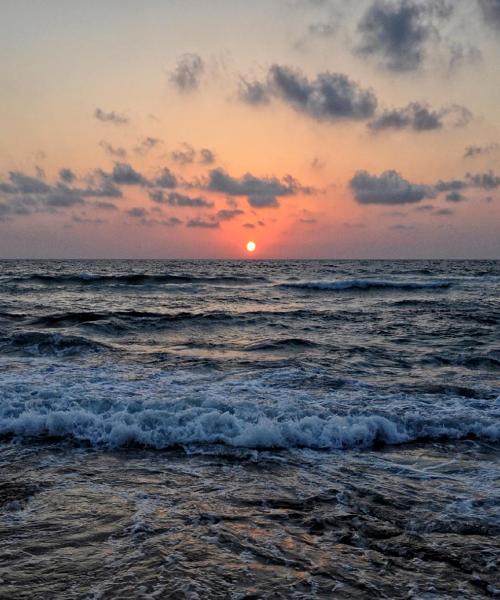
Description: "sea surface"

(0, 259), (498, 599)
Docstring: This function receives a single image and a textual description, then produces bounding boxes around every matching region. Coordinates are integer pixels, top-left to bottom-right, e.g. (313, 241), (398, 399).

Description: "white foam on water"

(0, 364), (498, 451)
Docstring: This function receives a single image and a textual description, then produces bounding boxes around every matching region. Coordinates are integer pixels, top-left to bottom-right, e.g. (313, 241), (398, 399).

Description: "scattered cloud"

(134, 137), (162, 156)
(350, 169), (432, 204)
(369, 102), (471, 132)
(355, 0), (449, 72)
(478, 0), (500, 30)
(206, 168), (306, 197)
(169, 53), (204, 92)
(150, 190), (214, 208)
(239, 64), (377, 122)
(199, 148), (216, 165)
(216, 208), (244, 221)
(111, 163), (148, 186)
(186, 218), (219, 228)
(126, 207), (148, 218)
(154, 167), (178, 189)
(59, 168), (75, 183)
(99, 140), (127, 159)
(464, 143), (499, 158)
(445, 191), (467, 203)
(94, 108), (129, 125)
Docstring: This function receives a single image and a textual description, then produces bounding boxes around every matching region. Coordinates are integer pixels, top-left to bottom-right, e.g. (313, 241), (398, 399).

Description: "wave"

(7, 273), (267, 286)
(0, 366), (498, 451)
(279, 278), (452, 291)
(244, 338), (318, 351)
(27, 308), (316, 331)
(0, 331), (110, 356)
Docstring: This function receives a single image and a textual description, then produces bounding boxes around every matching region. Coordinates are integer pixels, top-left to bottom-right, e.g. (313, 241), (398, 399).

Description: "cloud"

(464, 143), (499, 158)
(59, 168), (75, 183)
(434, 179), (467, 192)
(206, 168), (303, 197)
(238, 79), (271, 105)
(369, 102), (472, 132)
(243, 223), (255, 229)
(271, 65), (377, 121)
(111, 163), (148, 186)
(216, 208), (244, 221)
(150, 190), (213, 208)
(434, 208), (454, 216)
(369, 102), (441, 131)
(478, 0), (500, 30)
(94, 108), (128, 125)
(99, 140), (127, 159)
(154, 167), (177, 189)
(93, 201), (118, 210)
(350, 170), (432, 204)
(466, 171), (500, 189)
(186, 218), (219, 228)
(169, 53), (204, 92)
(170, 144), (196, 165)
(355, 0), (450, 72)
(7, 171), (51, 194)
(199, 148), (216, 165)
(134, 137), (161, 156)
(126, 207), (148, 218)
(248, 194), (280, 208)
(445, 191), (467, 202)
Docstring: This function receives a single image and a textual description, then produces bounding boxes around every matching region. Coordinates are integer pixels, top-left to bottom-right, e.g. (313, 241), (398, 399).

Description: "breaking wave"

(0, 366), (498, 451)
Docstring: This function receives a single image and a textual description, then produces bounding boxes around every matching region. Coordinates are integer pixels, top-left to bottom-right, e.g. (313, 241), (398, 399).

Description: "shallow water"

(0, 259), (499, 598)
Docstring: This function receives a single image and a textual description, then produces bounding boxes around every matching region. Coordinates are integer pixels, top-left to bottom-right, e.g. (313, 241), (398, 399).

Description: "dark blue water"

(0, 260), (498, 598)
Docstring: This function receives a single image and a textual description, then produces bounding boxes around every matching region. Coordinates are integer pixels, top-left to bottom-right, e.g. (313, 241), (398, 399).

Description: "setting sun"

(246, 241), (256, 253)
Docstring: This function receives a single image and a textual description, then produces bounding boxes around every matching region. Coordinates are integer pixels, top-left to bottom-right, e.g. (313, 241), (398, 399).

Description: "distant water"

(0, 259), (499, 598)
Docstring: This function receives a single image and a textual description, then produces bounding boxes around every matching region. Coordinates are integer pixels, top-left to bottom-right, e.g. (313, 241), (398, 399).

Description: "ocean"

(0, 259), (498, 598)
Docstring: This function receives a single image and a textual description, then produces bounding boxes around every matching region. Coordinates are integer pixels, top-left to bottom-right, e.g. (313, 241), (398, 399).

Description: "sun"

(246, 240), (256, 253)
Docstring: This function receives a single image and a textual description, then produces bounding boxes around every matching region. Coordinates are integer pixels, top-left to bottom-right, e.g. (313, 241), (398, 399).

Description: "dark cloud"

(186, 218), (219, 229)
(478, 0), (500, 30)
(94, 108), (129, 125)
(72, 215), (105, 225)
(7, 171), (51, 194)
(126, 207), (148, 218)
(248, 194), (280, 208)
(300, 217), (317, 224)
(414, 204), (434, 211)
(238, 79), (271, 105)
(93, 201), (118, 210)
(59, 168), (75, 183)
(350, 170), (432, 204)
(199, 148), (216, 165)
(434, 179), (467, 193)
(445, 191), (467, 203)
(434, 208), (454, 216)
(464, 143), (499, 158)
(169, 53), (204, 92)
(150, 190), (213, 208)
(268, 65), (377, 121)
(466, 171), (500, 189)
(391, 223), (416, 230)
(243, 223), (255, 229)
(239, 65), (377, 122)
(111, 163), (148, 186)
(83, 173), (123, 198)
(355, 0), (445, 72)
(134, 137), (162, 156)
(206, 168), (302, 197)
(171, 144), (196, 165)
(99, 141), (127, 159)
(216, 208), (244, 221)
(154, 167), (177, 189)
(369, 102), (441, 131)
(369, 102), (472, 132)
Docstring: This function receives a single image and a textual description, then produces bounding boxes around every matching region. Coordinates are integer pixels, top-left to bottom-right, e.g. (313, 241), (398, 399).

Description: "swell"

(0, 331), (110, 356)
(280, 278), (453, 291)
(5, 273), (268, 286)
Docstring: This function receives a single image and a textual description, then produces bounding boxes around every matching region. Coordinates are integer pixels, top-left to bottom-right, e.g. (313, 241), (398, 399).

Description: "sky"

(0, 0), (499, 259)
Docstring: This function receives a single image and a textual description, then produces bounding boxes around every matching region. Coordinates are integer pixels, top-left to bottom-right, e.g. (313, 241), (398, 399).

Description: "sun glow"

(246, 240), (256, 253)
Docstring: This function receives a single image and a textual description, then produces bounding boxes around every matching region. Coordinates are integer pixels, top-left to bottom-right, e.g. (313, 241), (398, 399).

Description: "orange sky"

(0, 0), (499, 258)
